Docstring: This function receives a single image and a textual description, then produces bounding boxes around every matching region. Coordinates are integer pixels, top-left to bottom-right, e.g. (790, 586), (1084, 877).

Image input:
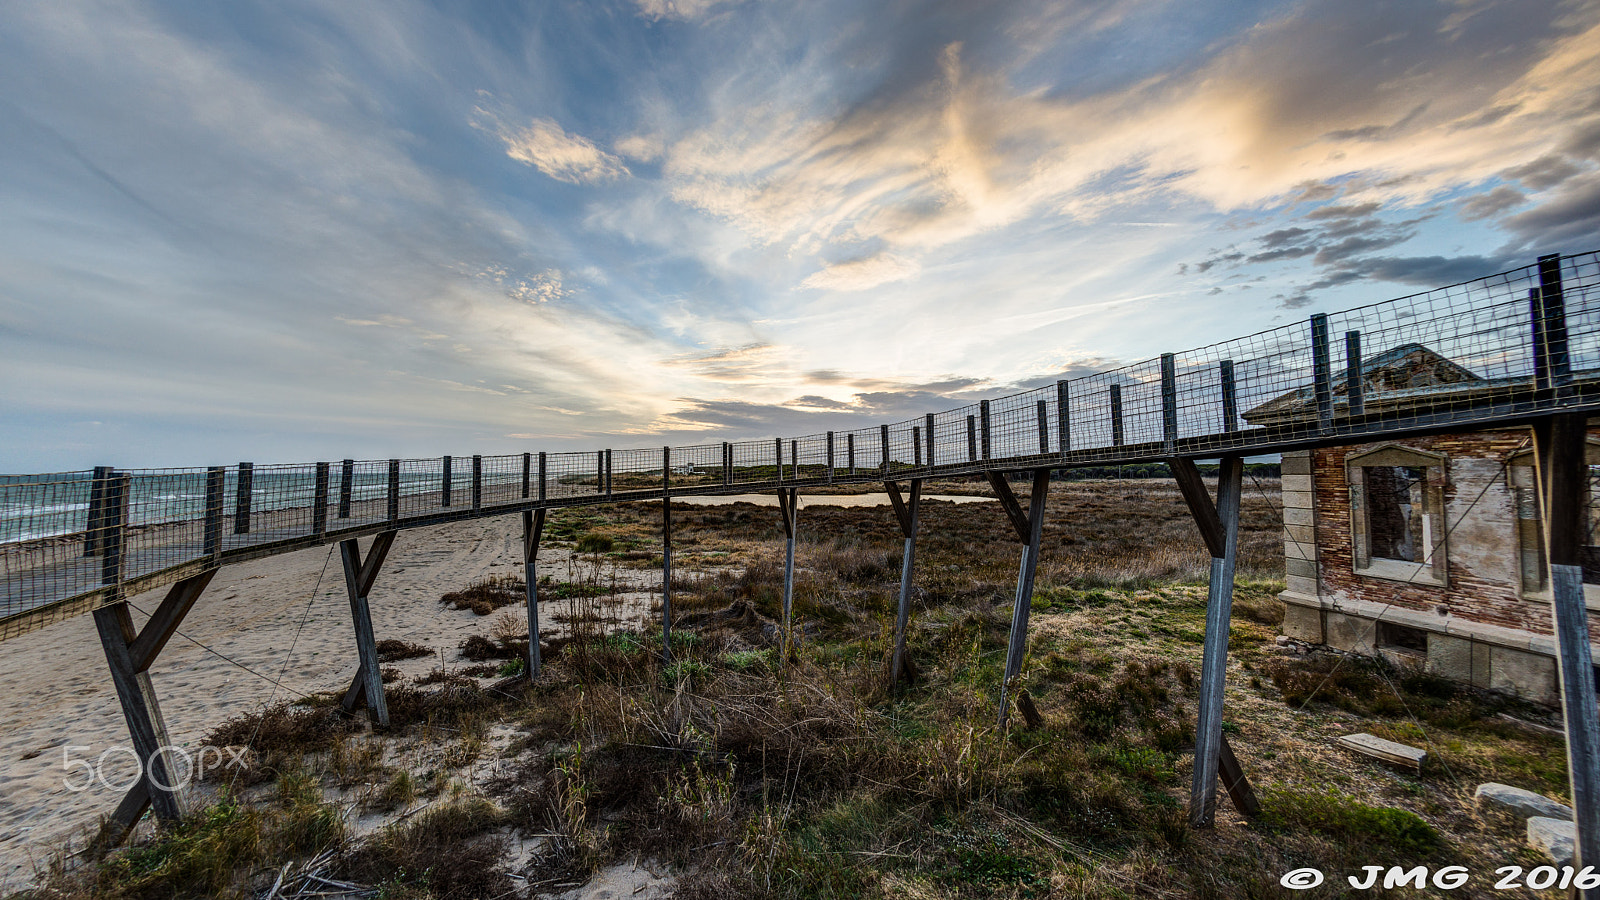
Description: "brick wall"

(1312, 427), (1599, 638)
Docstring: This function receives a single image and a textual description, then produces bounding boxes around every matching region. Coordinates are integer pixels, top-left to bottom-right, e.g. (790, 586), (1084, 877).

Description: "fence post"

(605, 450), (613, 496)
(538, 452), (547, 501)
(662, 446), (673, 663)
(387, 460), (400, 522)
(1345, 332), (1364, 417)
(913, 426), (922, 466)
(1056, 381), (1071, 453)
(84, 465), (112, 557)
(313, 463), (330, 539)
(723, 442), (732, 486)
(339, 459), (354, 519)
(1533, 254), (1571, 391)
(791, 439), (799, 481)
(848, 434), (856, 476)
(1311, 313), (1333, 431)
(980, 400), (992, 460)
(1160, 353), (1178, 445)
(880, 424), (890, 474)
(471, 455), (483, 511)
(775, 438), (784, 484)
(1110, 386), (1124, 447)
(101, 473), (129, 591)
(233, 462), (253, 535)
(1036, 400), (1049, 454)
(522, 452), (531, 500)
(204, 466), (225, 557)
(966, 415), (977, 462)
(441, 456), (452, 508)
(827, 432), (835, 484)
(925, 413), (936, 467)
(1220, 360), (1238, 433)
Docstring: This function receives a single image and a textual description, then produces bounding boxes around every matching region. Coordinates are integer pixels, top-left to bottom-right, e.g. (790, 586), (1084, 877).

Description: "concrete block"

(1489, 646), (1557, 704)
(1281, 474), (1313, 493)
(1475, 783), (1574, 822)
(1283, 505), (1316, 527)
(1426, 633), (1474, 683)
(1286, 557), (1319, 579)
(1285, 574), (1318, 596)
(1527, 817), (1576, 867)
(1283, 523), (1316, 546)
(1471, 642), (1493, 689)
(1325, 611), (1375, 654)
(1281, 602), (1324, 643)
(1286, 540), (1316, 562)
(1280, 452), (1312, 476)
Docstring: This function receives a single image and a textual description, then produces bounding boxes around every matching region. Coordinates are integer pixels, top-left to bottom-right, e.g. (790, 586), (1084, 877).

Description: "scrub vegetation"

(15, 479), (1574, 899)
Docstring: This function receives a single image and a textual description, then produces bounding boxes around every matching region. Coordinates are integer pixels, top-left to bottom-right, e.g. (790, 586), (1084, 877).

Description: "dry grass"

(24, 477), (1573, 900)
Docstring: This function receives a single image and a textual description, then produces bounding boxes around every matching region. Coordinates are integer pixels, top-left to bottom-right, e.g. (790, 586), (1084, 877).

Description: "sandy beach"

(0, 513), (605, 889)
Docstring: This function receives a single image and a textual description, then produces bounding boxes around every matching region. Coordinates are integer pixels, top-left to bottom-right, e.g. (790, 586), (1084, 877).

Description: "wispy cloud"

(483, 114), (630, 184)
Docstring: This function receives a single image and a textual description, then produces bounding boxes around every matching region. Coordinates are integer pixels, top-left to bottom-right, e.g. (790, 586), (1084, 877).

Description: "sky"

(2, 0), (1598, 472)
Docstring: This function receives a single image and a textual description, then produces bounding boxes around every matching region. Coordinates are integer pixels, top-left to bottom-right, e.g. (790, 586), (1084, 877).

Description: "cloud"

(800, 253), (920, 291)
(634, 0), (746, 22)
(1459, 185), (1527, 220)
(489, 115), (630, 184)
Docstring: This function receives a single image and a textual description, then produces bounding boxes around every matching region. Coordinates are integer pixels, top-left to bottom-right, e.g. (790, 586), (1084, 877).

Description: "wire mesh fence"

(3, 251), (1597, 641)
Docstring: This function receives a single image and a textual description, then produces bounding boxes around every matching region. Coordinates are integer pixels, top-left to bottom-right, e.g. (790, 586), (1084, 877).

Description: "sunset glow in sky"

(3, 0), (1599, 470)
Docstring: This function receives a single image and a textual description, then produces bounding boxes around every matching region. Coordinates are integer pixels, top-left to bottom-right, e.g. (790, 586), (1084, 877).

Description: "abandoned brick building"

(1248, 343), (1600, 703)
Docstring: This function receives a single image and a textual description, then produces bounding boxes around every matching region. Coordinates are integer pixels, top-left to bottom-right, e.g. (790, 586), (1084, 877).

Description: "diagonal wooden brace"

(340, 532), (396, 726)
(887, 480), (923, 687)
(985, 472), (1034, 544)
(525, 508), (546, 680)
(92, 569), (216, 849)
(997, 470), (1050, 727)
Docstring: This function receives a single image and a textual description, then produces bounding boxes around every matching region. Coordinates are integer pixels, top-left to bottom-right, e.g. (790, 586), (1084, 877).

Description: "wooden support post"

(1036, 400), (1049, 454)
(980, 400), (992, 460)
(538, 452), (547, 501)
(880, 424), (890, 475)
(523, 509), (545, 680)
(1538, 254), (1571, 389)
(1220, 360), (1238, 434)
(925, 414), (936, 467)
(313, 462), (330, 539)
(1056, 381), (1071, 453)
(1311, 314), (1333, 432)
(663, 447), (673, 664)
(913, 426), (922, 467)
(233, 462), (253, 535)
(1345, 332), (1364, 417)
(887, 479), (922, 687)
(1109, 385), (1124, 447)
(967, 415), (977, 462)
(827, 433), (835, 484)
(471, 455), (482, 511)
(521, 452), (531, 500)
(203, 466), (225, 558)
(339, 459), (355, 518)
(1161, 354), (1179, 446)
(1532, 414), (1600, 893)
(339, 532), (396, 727)
(993, 470), (1049, 728)
(441, 456), (452, 508)
(84, 465), (112, 557)
(778, 488), (798, 653)
(1172, 456), (1253, 826)
(91, 569), (216, 847)
(387, 460), (400, 522)
(101, 473), (129, 591)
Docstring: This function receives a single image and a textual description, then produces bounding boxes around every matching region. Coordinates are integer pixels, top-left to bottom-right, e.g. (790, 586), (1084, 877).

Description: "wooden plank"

(826, 433), (834, 483)
(925, 414), (936, 467)
(101, 475), (128, 590)
(203, 466), (225, 557)
(524, 508), (545, 680)
(233, 462), (253, 535)
(128, 570), (216, 672)
(1217, 733), (1260, 817)
(521, 452), (531, 500)
(1110, 385), (1124, 447)
(1219, 361), (1238, 433)
(1037, 400), (1049, 454)
(663, 447), (673, 663)
(313, 462), (330, 538)
(83, 466), (111, 558)
(780, 488), (798, 652)
(471, 455), (483, 511)
(93, 779), (152, 854)
(985, 472), (1033, 544)
(1190, 456), (1243, 827)
(1056, 381), (1071, 452)
(1337, 732), (1427, 770)
(1169, 458), (1225, 559)
(885, 481), (912, 537)
(1538, 254), (1571, 387)
(94, 603), (184, 823)
(966, 415), (977, 461)
(980, 400), (992, 460)
(1311, 313), (1333, 431)
(913, 425), (922, 467)
(387, 459), (400, 522)
(339, 537), (390, 726)
(881, 424), (890, 474)
(441, 456), (452, 508)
